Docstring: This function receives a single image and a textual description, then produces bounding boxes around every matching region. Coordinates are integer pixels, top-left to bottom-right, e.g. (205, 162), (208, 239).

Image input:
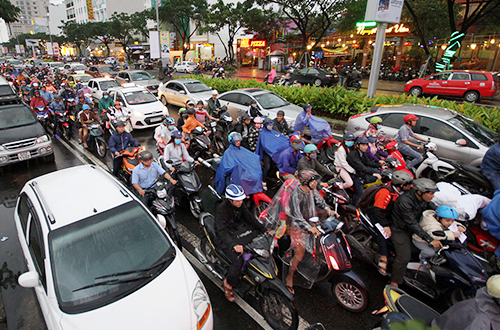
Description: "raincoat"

(293, 111), (332, 144)
(482, 189), (500, 259)
(215, 144), (263, 196)
(255, 128), (290, 160)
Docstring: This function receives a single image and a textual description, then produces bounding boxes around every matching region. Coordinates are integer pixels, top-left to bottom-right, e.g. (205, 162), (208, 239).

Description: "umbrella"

(267, 50), (285, 56)
(246, 51), (258, 56)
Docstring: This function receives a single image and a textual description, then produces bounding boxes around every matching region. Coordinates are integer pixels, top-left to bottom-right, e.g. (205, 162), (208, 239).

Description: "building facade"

(7, 0), (50, 37)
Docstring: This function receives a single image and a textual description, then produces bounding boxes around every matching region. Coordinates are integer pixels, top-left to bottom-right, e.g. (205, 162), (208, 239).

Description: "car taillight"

(325, 75), (332, 78)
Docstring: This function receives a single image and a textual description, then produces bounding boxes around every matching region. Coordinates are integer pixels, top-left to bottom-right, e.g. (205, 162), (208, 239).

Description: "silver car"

(158, 79), (214, 108)
(345, 104), (496, 166)
(218, 88), (303, 125)
(116, 70), (161, 96)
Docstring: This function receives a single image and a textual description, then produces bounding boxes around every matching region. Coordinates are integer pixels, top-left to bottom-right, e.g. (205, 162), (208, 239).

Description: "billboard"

(52, 42), (60, 56)
(25, 39), (39, 47)
(149, 31), (160, 59)
(87, 0), (94, 19)
(160, 31), (170, 59)
(365, 0), (404, 24)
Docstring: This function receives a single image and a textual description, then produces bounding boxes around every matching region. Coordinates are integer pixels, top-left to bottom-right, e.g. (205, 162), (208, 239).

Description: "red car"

(404, 70), (499, 102)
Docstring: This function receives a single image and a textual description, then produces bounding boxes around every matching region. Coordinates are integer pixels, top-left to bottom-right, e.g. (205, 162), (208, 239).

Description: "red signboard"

(240, 39), (266, 48)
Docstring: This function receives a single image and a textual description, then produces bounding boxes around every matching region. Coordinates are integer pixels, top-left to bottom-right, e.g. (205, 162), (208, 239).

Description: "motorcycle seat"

(396, 295), (440, 326)
(128, 157), (140, 166)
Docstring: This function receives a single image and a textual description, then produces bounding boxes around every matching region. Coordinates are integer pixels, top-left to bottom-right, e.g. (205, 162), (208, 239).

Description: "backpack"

(356, 184), (390, 212)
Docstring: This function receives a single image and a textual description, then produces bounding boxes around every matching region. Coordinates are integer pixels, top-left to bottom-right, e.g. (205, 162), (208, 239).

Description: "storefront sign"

(86, 0), (94, 19)
(365, 0), (404, 24)
(436, 31), (465, 72)
(356, 23), (410, 36)
(240, 39), (266, 48)
(323, 47), (349, 57)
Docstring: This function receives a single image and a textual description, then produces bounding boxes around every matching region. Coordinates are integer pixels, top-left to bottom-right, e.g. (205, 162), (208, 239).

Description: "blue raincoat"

(215, 145), (263, 195)
(482, 189), (500, 259)
(293, 111), (332, 144)
(255, 128), (290, 161)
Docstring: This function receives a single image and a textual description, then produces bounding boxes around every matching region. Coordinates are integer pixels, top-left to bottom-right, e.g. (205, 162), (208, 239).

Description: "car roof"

(222, 88), (269, 95)
(429, 70), (495, 74)
(27, 165), (134, 230)
(119, 70), (148, 73)
(374, 104), (457, 120)
(169, 79), (203, 84)
(69, 74), (92, 78)
(109, 86), (148, 93)
(89, 77), (116, 82)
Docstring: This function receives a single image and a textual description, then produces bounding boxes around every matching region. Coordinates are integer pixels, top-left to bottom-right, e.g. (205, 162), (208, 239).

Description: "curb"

(0, 291), (6, 330)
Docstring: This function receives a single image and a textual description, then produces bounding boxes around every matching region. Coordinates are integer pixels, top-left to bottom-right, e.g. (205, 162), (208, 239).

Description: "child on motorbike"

(412, 205), (466, 269)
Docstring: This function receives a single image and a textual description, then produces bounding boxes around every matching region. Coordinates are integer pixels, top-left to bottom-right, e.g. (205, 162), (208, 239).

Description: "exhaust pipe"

(194, 248), (223, 280)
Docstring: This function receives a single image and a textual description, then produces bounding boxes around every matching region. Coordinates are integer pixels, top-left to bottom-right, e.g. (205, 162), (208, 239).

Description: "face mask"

(266, 125), (273, 131)
(345, 141), (354, 148)
(309, 153), (317, 159)
(292, 143), (301, 150)
(376, 124), (381, 129)
(168, 125), (176, 130)
(368, 138), (377, 143)
(104, 95), (108, 99)
(174, 139), (181, 145)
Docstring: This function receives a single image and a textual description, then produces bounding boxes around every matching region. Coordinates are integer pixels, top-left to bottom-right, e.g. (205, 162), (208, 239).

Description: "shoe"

(262, 182), (267, 191)
(223, 279), (235, 302)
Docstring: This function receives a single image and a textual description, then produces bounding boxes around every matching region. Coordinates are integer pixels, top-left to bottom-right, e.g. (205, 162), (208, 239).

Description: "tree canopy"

(0, 0), (21, 24)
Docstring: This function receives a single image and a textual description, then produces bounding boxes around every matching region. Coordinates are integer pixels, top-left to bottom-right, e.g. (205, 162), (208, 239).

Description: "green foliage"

(389, 319), (439, 330)
(0, 0), (21, 23)
(185, 75), (500, 132)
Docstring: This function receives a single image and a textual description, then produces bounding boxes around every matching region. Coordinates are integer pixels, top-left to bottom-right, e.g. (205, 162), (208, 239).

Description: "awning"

(267, 50), (285, 56)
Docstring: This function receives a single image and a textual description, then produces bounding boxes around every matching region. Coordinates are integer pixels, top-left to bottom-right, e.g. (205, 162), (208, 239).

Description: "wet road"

(0, 103), (392, 330)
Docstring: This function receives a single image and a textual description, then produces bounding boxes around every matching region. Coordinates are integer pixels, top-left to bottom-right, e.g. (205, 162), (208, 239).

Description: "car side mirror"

(179, 91), (186, 94)
(18, 271), (39, 288)
(432, 230), (446, 237)
(455, 138), (467, 146)
(125, 78), (129, 81)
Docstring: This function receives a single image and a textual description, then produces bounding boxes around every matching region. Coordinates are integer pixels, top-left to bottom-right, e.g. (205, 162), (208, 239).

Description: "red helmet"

(290, 135), (301, 143)
(404, 114), (419, 123)
(114, 101), (121, 106)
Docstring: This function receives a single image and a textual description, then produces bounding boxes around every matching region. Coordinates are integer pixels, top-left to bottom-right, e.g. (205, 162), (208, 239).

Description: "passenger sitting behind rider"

(182, 107), (205, 136)
(195, 100), (217, 125)
(297, 144), (336, 187)
(163, 130), (198, 172)
(412, 205), (466, 269)
(215, 184), (268, 302)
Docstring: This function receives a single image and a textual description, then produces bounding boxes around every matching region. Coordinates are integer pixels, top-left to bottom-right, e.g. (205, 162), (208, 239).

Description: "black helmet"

(343, 133), (355, 141)
(413, 178), (439, 193)
(302, 103), (312, 111)
(298, 169), (320, 186)
(139, 150), (153, 161)
(187, 108), (196, 115)
(392, 171), (414, 186)
(356, 136), (369, 145)
(380, 169), (393, 183)
(277, 110), (285, 116)
(241, 114), (250, 121)
(197, 100), (204, 105)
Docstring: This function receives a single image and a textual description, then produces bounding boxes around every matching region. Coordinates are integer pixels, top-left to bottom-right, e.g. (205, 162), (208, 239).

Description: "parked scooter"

(86, 122), (107, 158)
(195, 212), (299, 330)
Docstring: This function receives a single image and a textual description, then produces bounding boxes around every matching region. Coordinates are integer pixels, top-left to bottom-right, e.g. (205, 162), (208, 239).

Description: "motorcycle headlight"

(253, 248), (271, 258)
(133, 110), (145, 117)
(156, 188), (167, 199)
(36, 135), (49, 144)
(192, 281), (211, 330)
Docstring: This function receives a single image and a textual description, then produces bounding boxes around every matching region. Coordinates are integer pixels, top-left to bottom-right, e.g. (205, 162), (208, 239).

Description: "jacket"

(247, 127), (260, 152)
(207, 97), (221, 117)
(482, 189), (500, 258)
(413, 210), (466, 243)
(346, 149), (380, 177)
(481, 143), (500, 176)
(182, 115), (204, 134)
(273, 118), (289, 135)
(79, 110), (99, 124)
(276, 146), (303, 175)
(297, 156), (335, 178)
(30, 96), (48, 109)
(215, 199), (266, 249)
(390, 189), (436, 243)
(334, 145), (355, 173)
(367, 183), (400, 227)
(98, 97), (114, 111)
(109, 131), (139, 155)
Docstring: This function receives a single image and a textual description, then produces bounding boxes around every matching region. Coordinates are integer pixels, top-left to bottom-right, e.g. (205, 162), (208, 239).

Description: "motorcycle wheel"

(189, 195), (204, 219)
(447, 288), (475, 306)
(259, 289), (299, 330)
(213, 137), (225, 157)
(95, 139), (107, 158)
(331, 279), (369, 313)
(252, 200), (269, 220)
(62, 126), (71, 140)
(166, 215), (182, 250)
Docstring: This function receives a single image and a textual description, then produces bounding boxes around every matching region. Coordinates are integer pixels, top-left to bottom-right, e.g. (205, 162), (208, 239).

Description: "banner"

(20, 45), (25, 54)
(52, 42), (60, 56)
(46, 42), (53, 55)
(323, 47), (349, 57)
(149, 31), (160, 59)
(25, 39), (39, 47)
(87, 0), (94, 19)
(365, 0), (404, 24)
(160, 31), (170, 59)
(15, 45), (21, 53)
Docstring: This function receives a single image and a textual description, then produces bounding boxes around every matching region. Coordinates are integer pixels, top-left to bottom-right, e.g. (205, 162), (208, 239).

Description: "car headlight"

(133, 111), (145, 117)
(0, 145), (5, 151)
(192, 281), (211, 330)
(36, 135), (49, 144)
(406, 80), (413, 84)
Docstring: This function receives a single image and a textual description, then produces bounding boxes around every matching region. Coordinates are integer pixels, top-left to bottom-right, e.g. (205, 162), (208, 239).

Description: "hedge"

(183, 75), (500, 133)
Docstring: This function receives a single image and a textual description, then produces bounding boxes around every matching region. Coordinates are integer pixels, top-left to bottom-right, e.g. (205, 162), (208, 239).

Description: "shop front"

(237, 38), (267, 68)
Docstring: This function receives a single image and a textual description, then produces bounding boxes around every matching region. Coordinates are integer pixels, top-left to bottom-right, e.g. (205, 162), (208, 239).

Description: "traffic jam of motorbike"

(2, 58), (500, 330)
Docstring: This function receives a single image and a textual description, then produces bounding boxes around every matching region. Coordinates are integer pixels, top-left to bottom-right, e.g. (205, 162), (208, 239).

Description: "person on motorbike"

(276, 134), (303, 181)
(395, 114), (428, 171)
(39, 85), (53, 103)
(479, 190), (500, 265)
(109, 120), (139, 176)
(297, 144), (336, 187)
(273, 110), (290, 135)
(233, 114), (252, 149)
(195, 100), (217, 125)
(267, 66), (277, 84)
(334, 133), (356, 190)
(74, 79), (84, 93)
(215, 184), (268, 302)
(79, 104), (100, 149)
(28, 82), (41, 98)
(247, 116), (263, 152)
(365, 130), (388, 162)
(182, 107), (205, 135)
(364, 116), (383, 138)
(30, 90), (48, 112)
(389, 178), (442, 287)
(155, 116), (177, 150)
(49, 95), (66, 136)
(131, 150), (177, 206)
(44, 81), (56, 93)
(163, 131), (198, 172)
(207, 90), (221, 117)
(177, 108), (188, 131)
(481, 140), (500, 191)
(60, 84), (75, 100)
(248, 100), (263, 118)
(76, 90), (92, 105)
(98, 91), (114, 119)
(346, 136), (384, 204)
(294, 103), (332, 144)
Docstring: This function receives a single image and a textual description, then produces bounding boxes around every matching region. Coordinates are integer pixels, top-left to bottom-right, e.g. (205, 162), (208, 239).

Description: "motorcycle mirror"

(432, 230), (446, 237)
(455, 138), (467, 146)
(166, 159), (173, 164)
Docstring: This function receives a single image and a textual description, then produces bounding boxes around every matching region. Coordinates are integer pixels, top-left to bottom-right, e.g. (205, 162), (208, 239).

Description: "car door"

(423, 72), (451, 95)
(469, 72), (490, 97)
(375, 112), (407, 139)
(306, 68), (320, 84)
(447, 72), (471, 96)
(165, 82), (183, 106)
(293, 69), (309, 84)
(116, 72), (125, 84)
(218, 92), (246, 118)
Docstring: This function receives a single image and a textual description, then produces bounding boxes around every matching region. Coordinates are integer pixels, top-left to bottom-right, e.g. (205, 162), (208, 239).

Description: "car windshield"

(99, 66), (117, 73)
(184, 81), (211, 93)
(131, 72), (153, 81)
(76, 75), (92, 83)
(254, 92), (289, 109)
(448, 114), (498, 147)
(124, 90), (157, 104)
(49, 201), (174, 313)
(0, 106), (37, 129)
(100, 80), (121, 91)
(8, 60), (22, 65)
(0, 85), (15, 96)
(50, 62), (64, 67)
(73, 65), (87, 70)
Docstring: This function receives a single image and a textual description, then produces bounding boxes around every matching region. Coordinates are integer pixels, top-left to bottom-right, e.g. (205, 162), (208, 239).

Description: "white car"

(158, 79), (215, 107)
(15, 165), (213, 330)
(109, 85), (169, 129)
(63, 63), (88, 74)
(87, 78), (121, 103)
(174, 61), (196, 73)
(105, 57), (118, 65)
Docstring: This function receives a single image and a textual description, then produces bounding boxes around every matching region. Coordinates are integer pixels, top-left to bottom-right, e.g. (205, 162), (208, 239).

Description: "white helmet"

(487, 274), (500, 298)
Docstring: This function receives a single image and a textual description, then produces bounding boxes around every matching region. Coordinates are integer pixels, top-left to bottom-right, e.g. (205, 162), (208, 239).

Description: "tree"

(158, 0), (207, 60)
(3, 32), (63, 53)
(87, 21), (112, 56)
(130, 9), (155, 41)
(60, 21), (93, 56)
(0, 0), (21, 24)
(107, 13), (135, 61)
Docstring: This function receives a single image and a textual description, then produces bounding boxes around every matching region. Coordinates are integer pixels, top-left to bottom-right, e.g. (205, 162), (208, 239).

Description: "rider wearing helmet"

(109, 120), (139, 176)
(131, 150), (176, 205)
(98, 90), (114, 114)
(413, 204), (465, 269)
(297, 143), (336, 186)
(182, 106), (205, 134)
(273, 109), (289, 135)
(364, 116), (383, 138)
(233, 114), (252, 149)
(275, 134), (304, 181)
(177, 108), (188, 131)
(215, 184), (267, 302)
(346, 136), (384, 204)
(248, 116), (263, 152)
(395, 114), (429, 170)
(155, 116), (177, 149)
(365, 129), (389, 162)
(207, 90), (221, 117)
(163, 130), (197, 172)
(389, 178), (442, 287)
(334, 133), (357, 189)
(248, 99), (263, 118)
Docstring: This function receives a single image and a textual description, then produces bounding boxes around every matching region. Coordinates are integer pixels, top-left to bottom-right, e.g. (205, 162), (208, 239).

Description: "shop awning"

(267, 50), (286, 56)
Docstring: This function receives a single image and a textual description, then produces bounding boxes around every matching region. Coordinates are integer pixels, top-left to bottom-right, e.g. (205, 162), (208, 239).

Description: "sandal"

(378, 259), (388, 276)
(223, 279), (235, 302)
(285, 278), (295, 295)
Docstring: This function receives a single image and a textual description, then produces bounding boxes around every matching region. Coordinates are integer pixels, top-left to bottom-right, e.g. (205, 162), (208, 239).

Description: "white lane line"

(66, 138), (109, 170)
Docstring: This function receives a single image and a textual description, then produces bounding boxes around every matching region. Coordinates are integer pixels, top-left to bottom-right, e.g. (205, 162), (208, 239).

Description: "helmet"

(33, 82), (39, 87)
(487, 275), (500, 298)
(187, 108), (196, 115)
(54, 94), (61, 99)
(225, 184), (246, 201)
(435, 205), (459, 220)
(356, 136), (369, 144)
(164, 116), (175, 125)
(263, 117), (273, 125)
(254, 117), (263, 124)
(370, 116), (383, 124)
(380, 169), (393, 183)
(343, 133), (355, 141)
(179, 107), (186, 114)
(139, 150), (153, 161)
(290, 135), (301, 144)
(250, 99), (257, 104)
(241, 114), (250, 121)
(298, 169), (320, 186)
(413, 178), (439, 193)
(391, 171), (414, 186)
(114, 120), (125, 127)
(114, 101), (121, 106)
(228, 132), (242, 145)
(277, 110), (285, 116)
(404, 114), (419, 123)
(303, 144), (318, 154)
(171, 130), (182, 138)
(212, 90), (218, 95)
(302, 103), (312, 111)
(103, 91), (109, 95)
(82, 104), (90, 110)
(197, 100), (204, 105)
(186, 101), (195, 107)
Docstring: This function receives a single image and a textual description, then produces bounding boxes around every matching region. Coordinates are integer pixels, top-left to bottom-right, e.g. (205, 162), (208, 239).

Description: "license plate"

(150, 117), (162, 123)
(18, 151), (31, 161)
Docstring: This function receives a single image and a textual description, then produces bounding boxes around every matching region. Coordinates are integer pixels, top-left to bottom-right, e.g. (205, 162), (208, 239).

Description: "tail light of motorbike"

(328, 255), (340, 271)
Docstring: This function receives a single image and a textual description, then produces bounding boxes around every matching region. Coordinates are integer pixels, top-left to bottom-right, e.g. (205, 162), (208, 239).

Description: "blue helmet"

(435, 205), (459, 220)
(228, 132), (242, 145)
(225, 184), (246, 201)
(303, 144), (318, 154)
(171, 130), (182, 138)
(343, 133), (355, 141)
(164, 116), (175, 125)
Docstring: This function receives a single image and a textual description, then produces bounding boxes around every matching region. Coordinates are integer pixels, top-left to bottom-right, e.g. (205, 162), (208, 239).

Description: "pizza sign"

(240, 39), (266, 48)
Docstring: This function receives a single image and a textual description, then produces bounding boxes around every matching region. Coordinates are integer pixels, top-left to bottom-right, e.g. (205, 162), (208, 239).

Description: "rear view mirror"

(179, 91), (186, 94)
(18, 271), (39, 288)
(455, 138), (467, 146)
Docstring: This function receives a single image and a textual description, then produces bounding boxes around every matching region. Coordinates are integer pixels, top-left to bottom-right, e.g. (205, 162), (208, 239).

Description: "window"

(239, 94), (253, 106)
(378, 113), (406, 129)
(17, 193), (31, 234)
(471, 73), (488, 81)
(166, 82), (181, 92)
(451, 73), (470, 81)
(426, 72), (451, 80)
(28, 213), (46, 289)
(418, 116), (465, 142)
(219, 92), (241, 104)
(308, 69), (319, 75)
(115, 94), (125, 105)
(298, 69), (308, 74)
(88, 81), (94, 89)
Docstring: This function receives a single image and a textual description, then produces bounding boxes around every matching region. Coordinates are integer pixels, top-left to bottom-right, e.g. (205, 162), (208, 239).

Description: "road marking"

(66, 138), (109, 169)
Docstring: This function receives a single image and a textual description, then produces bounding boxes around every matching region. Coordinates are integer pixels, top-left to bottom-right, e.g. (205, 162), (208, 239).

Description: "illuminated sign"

(436, 31), (465, 72)
(87, 0), (94, 19)
(356, 21), (377, 28)
(357, 23), (410, 36)
(240, 39), (266, 48)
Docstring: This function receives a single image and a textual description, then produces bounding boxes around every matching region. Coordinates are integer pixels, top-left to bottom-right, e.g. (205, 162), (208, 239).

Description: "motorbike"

(195, 212), (299, 330)
(107, 112), (133, 134)
(158, 158), (205, 219)
(273, 216), (369, 313)
(207, 108), (232, 156)
(49, 107), (72, 140)
(116, 146), (142, 185)
(189, 126), (213, 160)
(344, 75), (362, 91)
(144, 179), (182, 249)
(86, 121), (107, 158)
(34, 106), (50, 132)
